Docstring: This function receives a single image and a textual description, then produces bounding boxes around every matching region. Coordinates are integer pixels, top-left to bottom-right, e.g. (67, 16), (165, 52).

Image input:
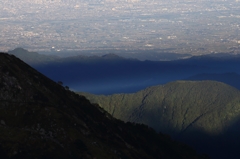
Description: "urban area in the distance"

(0, 0), (240, 55)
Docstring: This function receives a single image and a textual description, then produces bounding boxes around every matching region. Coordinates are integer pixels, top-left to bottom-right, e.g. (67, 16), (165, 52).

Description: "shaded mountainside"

(0, 53), (208, 159)
(79, 81), (240, 159)
(10, 48), (240, 95)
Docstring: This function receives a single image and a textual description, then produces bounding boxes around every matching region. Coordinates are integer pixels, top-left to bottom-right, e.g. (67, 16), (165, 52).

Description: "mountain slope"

(80, 81), (240, 135)
(0, 53), (207, 159)
(79, 81), (240, 159)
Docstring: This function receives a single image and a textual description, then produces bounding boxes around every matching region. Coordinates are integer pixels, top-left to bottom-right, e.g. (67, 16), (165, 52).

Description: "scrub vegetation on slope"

(80, 81), (240, 159)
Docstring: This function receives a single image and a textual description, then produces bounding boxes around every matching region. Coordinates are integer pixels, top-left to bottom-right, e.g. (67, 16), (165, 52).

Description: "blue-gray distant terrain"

(9, 48), (240, 94)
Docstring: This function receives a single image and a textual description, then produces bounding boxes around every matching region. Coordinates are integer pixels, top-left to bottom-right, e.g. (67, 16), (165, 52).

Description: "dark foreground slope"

(0, 53), (207, 159)
(80, 81), (240, 159)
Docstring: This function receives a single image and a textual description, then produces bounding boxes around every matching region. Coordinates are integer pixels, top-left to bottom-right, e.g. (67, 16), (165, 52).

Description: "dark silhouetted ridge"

(0, 52), (207, 159)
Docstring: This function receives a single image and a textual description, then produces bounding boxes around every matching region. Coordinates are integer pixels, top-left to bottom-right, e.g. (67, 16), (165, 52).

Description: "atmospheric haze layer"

(1, 0), (240, 55)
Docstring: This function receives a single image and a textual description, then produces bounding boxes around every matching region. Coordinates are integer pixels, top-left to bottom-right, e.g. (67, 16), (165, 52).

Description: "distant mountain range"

(8, 48), (240, 94)
(8, 48), (59, 65)
(79, 81), (240, 159)
(0, 52), (208, 159)
(41, 49), (192, 61)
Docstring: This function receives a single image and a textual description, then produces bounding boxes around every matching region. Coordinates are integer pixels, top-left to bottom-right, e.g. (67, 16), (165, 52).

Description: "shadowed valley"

(8, 48), (240, 94)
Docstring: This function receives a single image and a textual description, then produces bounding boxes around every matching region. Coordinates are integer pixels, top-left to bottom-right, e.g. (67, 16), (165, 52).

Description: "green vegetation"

(79, 81), (240, 158)
(0, 53), (207, 159)
(80, 81), (240, 135)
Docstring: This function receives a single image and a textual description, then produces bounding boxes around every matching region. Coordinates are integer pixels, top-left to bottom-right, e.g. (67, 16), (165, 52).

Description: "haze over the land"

(1, 0), (240, 55)
(8, 48), (240, 94)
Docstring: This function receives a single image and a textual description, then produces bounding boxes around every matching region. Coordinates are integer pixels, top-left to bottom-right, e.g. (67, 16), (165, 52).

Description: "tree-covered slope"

(81, 81), (240, 134)
(0, 53), (207, 159)
(79, 81), (240, 159)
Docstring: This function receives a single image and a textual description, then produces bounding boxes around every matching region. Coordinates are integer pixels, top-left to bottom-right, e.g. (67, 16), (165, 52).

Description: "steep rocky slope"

(0, 53), (207, 159)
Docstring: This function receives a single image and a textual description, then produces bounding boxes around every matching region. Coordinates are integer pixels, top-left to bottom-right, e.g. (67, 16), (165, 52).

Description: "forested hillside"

(80, 81), (240, 159)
